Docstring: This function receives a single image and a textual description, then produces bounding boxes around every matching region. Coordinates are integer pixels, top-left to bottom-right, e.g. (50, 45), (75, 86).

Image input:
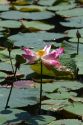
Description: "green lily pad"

(25, 11), (55, 20)
(14, 0), (33, 5)
(69, 38), (83, 44)
(0, 27), (5, 31)
(18, 64), (33, 78)
(0, 10), (25, 20)
(0, 4), (10, 11)
(0, 62), (13, 72)
(28, 115), (56, 125)
(0, 72), (7, 82)
(42, 80), (83, 92)
(0, 108), (31, 124)
(42, 99), (69, 111)
(0, 20), (21, 28)
(8, 31), (64, 49)
(63, 102), (83, 117)
(47, 3), (76, 11)
(64, 29), (83, 38)
(0, 88), (39, 108)
(0, 10), (55, 20)
(56, 8), (83, 17)
(38, 0), (56, 6)
(61, 41), (76, 54)
(48, 119), (82, 125)
(0, 29), (3, 37)
(45, 92), (77, 100)
(14, 5), (46, 12)
(60, 20), (83, 28)
(22, 20), (55, 31)
(75, 54), (83, 74)
(61, 41), (83, 54)
(0, 48), (23, 61)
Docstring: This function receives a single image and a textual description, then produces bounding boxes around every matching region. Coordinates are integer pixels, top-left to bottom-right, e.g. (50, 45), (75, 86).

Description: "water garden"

(0, 0), (83, 124)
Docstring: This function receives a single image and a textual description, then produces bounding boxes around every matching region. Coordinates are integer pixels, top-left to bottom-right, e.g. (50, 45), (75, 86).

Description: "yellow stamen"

(36, 50), (46, 57)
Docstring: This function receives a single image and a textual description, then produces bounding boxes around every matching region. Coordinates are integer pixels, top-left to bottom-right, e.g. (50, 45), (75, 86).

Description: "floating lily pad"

(8, 31), (64, 49)
(0, 72), (7, 82)
(64, 29), (83, 38)
(14, 5), (46, 12)
(63, 102), (83, 117)
(75, 54), (83, 74)
(48, 119), (82, 125)
(0, 62), (13, 72)
(69, 38), (83, 44)
(56, 8), (83, 17)
(42, 80), (83, 92)
(0, 88), (39, 108)
(0, 27), (5, 31)
(0, 108), (31, 124)
(42, 99), (69, 111)
(25, 11), (55, 20)
(47, 3), (76, 11)
(0, 10), (55, 20)
(60, 20), (83, 28)
(15, 0), (33, 5)
(0, 32), (3, 38)
(0, 10), (25, 20)
(0, 4), (10, 11)
(62, 41), (76, 54)
(28, 115), (56, 125)
(0, 20), (21, 28)
(38, 0), (56, 6)
(0, 49), (23, 61)
(22, 20), (55, 31)
(45, 92), (77, 100)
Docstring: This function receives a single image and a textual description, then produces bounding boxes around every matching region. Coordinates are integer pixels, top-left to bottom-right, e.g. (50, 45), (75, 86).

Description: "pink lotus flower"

(22, 45), (64, 76)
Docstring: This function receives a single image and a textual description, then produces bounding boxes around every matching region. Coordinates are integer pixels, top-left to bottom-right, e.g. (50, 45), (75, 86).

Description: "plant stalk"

(5, 52), (17, 110)
(39, 60), (43, 114)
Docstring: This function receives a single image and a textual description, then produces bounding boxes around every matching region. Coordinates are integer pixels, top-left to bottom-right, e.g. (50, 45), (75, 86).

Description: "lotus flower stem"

(39, 59), (43, 114)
